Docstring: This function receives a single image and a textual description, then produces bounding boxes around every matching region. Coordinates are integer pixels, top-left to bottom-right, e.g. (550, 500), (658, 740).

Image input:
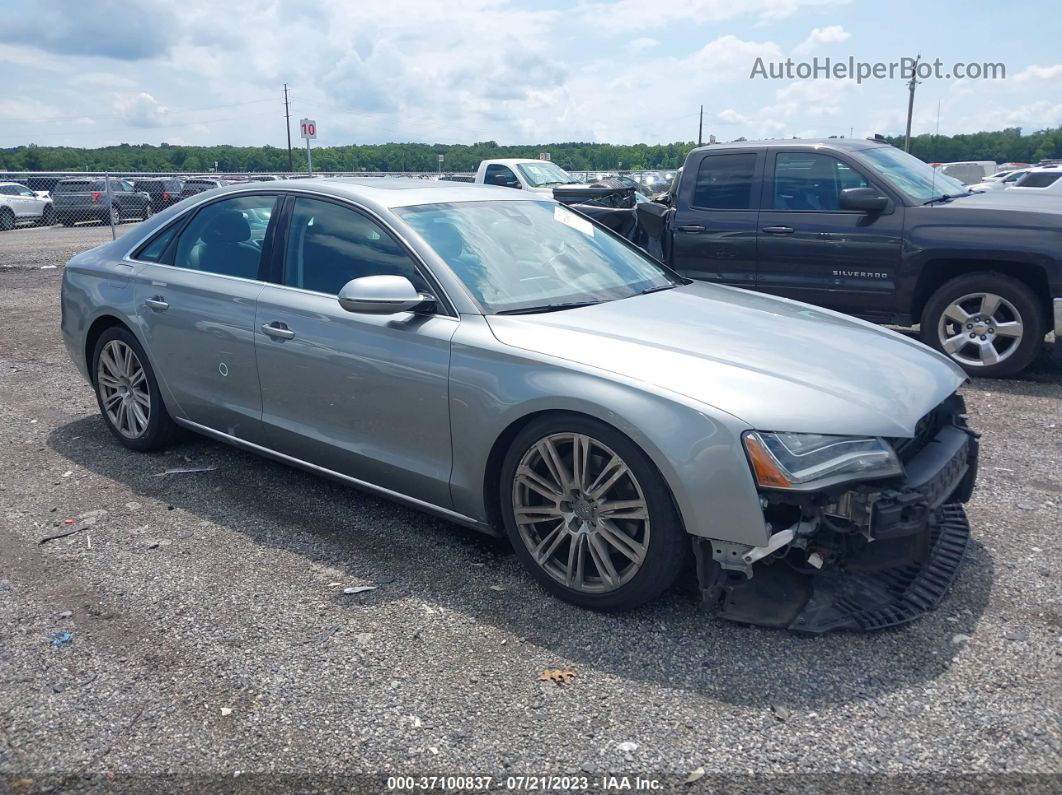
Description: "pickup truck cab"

(474, 159), (583, 194)
(646, 138), (1061, 377)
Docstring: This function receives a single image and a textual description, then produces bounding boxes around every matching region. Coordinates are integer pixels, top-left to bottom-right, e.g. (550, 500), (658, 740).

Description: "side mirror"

(336, 275), (435, 315)
(839, 187), (889, 213)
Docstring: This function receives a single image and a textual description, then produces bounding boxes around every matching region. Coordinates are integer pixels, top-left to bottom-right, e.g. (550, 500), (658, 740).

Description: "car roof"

(206, 177), (538, 210)
(688, 138), (891, 154)
(482, 159), (550, 167)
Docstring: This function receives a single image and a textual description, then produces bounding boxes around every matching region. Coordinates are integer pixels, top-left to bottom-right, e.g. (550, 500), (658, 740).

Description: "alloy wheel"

(512, 433), (650, 594)
(937, 291), (1024, 368)
(96, 340), (151, 439)
(110, 206), (121, 226)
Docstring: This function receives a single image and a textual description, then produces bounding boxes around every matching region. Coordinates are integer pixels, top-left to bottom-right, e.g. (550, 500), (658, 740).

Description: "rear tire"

(500, 414), (688, 611)
(920, 272), (1044, 377)
(142, 203), (154, 221)
(0, 208), (13, 231)
(107, 205), (120, 226)
(91, 326), (180, 452)
(40, 204), (55, 226)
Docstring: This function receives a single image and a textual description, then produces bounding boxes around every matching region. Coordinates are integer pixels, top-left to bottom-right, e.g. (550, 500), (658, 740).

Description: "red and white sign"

(300, 118), (317, 139)
(539, 152), (550, 161)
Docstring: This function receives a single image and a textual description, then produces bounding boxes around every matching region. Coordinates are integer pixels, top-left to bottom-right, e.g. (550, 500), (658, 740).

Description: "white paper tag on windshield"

(554, 205), (594, 237)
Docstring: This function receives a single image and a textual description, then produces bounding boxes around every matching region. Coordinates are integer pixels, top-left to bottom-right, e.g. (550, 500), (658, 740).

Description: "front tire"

(91, 327), (179, 451)
(0, 208), (13, 231)
(142, 203), (154, 221)
(920, 272), (1044, 377)
(40, 204), (55, 226)
(500, 414), (688, 611)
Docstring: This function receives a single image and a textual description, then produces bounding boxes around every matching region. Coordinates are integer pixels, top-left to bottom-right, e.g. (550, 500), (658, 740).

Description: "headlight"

(742, 431), (902, 491)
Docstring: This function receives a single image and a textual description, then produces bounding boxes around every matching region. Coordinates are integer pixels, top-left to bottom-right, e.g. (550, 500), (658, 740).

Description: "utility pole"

(283, 83), (293, 172)
(904, 55), (921, 153)
(698, 105), (703, 146)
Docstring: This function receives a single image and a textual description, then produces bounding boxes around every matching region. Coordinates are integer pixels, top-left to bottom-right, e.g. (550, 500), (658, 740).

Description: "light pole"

(904, 54), (921, 153)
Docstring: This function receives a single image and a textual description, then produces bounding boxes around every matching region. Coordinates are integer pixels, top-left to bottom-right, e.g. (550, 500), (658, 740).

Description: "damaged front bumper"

(696, 398), (979, 633)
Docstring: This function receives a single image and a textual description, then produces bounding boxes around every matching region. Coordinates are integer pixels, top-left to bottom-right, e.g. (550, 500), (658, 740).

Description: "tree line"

(2, 128), (1060, 174)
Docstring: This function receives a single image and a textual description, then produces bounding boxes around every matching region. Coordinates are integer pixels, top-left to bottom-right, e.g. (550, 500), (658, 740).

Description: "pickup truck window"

(484, 164), (519, 188)
(772, 153), (869, 211)
(692, 153), (756, 210)
(1015, 171), (1061, 188)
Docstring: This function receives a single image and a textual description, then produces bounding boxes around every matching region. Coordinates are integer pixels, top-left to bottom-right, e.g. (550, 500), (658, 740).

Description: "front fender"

(448, 316), (768, 547)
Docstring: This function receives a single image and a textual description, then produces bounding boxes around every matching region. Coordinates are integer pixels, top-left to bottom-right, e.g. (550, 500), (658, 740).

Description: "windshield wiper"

(923, 191), (972, 205)
(636, 284), (676, 296)
(495, 300), (603, 315)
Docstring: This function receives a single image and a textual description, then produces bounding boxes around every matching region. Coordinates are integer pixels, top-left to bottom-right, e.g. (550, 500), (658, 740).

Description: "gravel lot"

(1, 227), (1060, 793)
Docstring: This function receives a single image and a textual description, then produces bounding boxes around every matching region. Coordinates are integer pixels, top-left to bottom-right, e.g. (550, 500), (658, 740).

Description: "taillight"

(90, 191), (101, 203)
(162, 191), (170, 202)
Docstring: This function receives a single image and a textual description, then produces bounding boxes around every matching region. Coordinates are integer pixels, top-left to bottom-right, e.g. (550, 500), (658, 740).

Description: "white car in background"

(0, 181), (55, 230)
(1006, 167), (1062, 195)
(969, 169), (1031, 193)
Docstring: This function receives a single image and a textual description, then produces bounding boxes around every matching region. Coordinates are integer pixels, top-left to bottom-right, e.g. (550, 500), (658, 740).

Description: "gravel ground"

(0, 230), (1060, 793)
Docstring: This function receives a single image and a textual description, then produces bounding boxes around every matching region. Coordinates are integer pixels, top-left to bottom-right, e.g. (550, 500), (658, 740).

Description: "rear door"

(755, 149), (905, 320)
(133, 192), (279, 442)
(254, 195), (457, 507)
(669, 149), (763, 288)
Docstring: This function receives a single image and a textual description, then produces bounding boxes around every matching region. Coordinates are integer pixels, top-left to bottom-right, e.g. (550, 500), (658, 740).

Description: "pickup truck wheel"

(108, 205), (121, 226)
(142, 204), (153, 221)
(921, 272), (1044, 377)
(0, 208), (14, 231)
(41, 204), (55, 226)
(500, 415), (688, 611)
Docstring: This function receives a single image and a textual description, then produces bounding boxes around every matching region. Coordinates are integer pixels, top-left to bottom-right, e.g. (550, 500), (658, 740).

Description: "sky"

(1, 0), (1060, 149)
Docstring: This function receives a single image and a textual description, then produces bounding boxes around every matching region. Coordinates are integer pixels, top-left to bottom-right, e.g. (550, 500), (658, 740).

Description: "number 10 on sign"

(300, 118), (316, 176)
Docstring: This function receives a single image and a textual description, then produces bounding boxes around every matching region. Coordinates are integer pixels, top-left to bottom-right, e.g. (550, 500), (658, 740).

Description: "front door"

(134, 193), (279, 441)
(669, 149), (763, 289)
(755, 150), (905, 320)
(254, 196), (457, 508)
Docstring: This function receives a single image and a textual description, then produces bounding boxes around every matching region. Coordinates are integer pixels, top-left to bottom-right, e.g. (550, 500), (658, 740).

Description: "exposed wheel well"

(912, 261), (1050, 325)
(481, 409), (683, 537)
(84, 315), (131, 382)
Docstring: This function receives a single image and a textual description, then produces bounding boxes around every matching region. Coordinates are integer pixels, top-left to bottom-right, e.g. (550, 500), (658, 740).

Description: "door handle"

(144, 296), (169, 310)
(261, 322), (295, 340)
(677, 224), (705, 233)
(761, 226), (794, 234)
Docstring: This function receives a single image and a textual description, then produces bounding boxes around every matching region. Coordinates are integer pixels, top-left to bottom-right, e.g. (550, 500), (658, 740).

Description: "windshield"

(396, 200), (678, 314)
(859, 146), (967, 202)
(515, 162), (579, 187)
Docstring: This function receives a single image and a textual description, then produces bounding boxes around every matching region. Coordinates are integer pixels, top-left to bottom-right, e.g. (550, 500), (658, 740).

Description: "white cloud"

(583, 0), (851, 31)
(1013, 64), (1062, 82)
(717, 109), (751, 125)
(793, 24), (850, 55)
(630, 37), (658, 52)
(112, 92), (170, 127)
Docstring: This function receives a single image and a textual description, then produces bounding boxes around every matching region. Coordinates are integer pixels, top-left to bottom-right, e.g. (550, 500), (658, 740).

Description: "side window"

(172, 195), (276, 279)
(284, 198), (426, 295)
(17, 186), (35, 197)
(773, 152), (869, 211)
(0, 186), (15, 196)
(121, 180), (135, 192)
(133, 223), (181, 263)
(692, 153), (757, 209)
(484, 164), (519, 188)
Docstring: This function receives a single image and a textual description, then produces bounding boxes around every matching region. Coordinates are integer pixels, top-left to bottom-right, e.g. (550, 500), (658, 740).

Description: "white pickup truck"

(473, 159), (585, 193)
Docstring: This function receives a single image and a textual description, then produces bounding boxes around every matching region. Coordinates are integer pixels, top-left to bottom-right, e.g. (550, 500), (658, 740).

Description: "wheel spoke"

(536, 438), (571, 494)
(98, 373), (121, 389)
(565, 534), (587, 589)
(587, 456), (628, 500)
(131, 388), (150, 409)
(994, 320), (1022, 339)
(598, 519), (647, 565)
(941, 333), (967, 354)
(129, 367), (146, 387)
(115, 400), (129, 433)
(122, 344), (135, 378)
(129, 400), (149, 433)
(515, 504), (563, 525)
(586, 532), (619, 587)
(978, 341), (1000, 366)
(572, 434), (594, 491)
(100, 347), (120, 378)
(979, 293), (1001, 318)
(103, 392), (123, 410)
(532, 521), (568, 564)
(597, 499), (648, 521)
(942, 302), (971, 325)
(516, 467), (564, 502)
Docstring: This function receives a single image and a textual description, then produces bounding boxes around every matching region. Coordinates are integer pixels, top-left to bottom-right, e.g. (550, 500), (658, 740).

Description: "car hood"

(485, 282), (967, 437)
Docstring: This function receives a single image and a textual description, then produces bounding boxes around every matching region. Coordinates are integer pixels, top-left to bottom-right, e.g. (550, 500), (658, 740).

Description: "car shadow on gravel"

(48, 416), (994, 711)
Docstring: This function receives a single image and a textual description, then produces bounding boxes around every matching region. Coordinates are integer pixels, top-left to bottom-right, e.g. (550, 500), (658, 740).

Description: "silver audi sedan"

(61, 179), (979, 632)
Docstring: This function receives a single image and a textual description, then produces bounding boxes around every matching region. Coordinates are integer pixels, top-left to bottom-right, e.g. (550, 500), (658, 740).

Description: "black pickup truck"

(616, 138), (1061, 377)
